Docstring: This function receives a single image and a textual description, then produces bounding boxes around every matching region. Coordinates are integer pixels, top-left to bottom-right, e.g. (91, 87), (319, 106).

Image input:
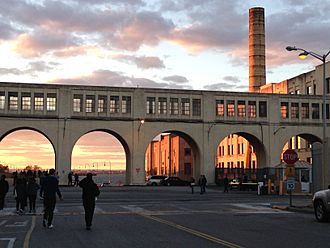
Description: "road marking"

(0, 238), (16, 248)
(5, 221), (28, 227)
(0, 220), (8, 226)
(230, 203), (292, 214)
(23, 215), (35, 248)
(140, 214), (245, 248)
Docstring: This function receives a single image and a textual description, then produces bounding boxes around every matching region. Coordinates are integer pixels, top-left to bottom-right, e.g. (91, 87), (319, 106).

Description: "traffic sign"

(283, 149), (298, 164)
(285, 166), (295, 177)
(286, 180), (295, 190)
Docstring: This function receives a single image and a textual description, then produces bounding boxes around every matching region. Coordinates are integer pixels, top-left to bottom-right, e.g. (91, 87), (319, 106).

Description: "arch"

(144, 129), (202, 179)
(279, 132), (322, 151)
(0, 127), (56, 170)
(70, 129), (130, 184)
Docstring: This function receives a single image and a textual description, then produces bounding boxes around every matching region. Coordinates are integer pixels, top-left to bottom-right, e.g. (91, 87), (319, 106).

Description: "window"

(312, 103), (319, 119)
(227, 145), (230, 155)
(73, 94), (83, 112)
(0, 92), (5, 110)
(237, 100), (246, 117)
(181, 98), (190, 116)
(110, 96), (119, 113)
(295, 90), (300, 95)
(248, 101), (256, 118)
(192, 99), (201, 116)
(259, 101), (267, 117)
(146, 97), (155, 114)
(98, 95), (107, 113)
(158, 97), (167, 114)
(21, 93), (31, 111)
(313, 84), (317, 95)
(226, 100), (235, 117)
(237, 143), (240, 154)
(301, 103), (309, 119)
(216, 100), (224, 116)
(327, 77), (330, 94)
(170, 98), (179, 115)
(8, 92), (18, 110)
(34, 93), (44, 111)
(86, 95), (95, 113)
(306, 86), (312, 95)
(122, 96), (131, 114)
(46, 93), (56, 111)
(280, 102), (289, 119)
(291, 102), (299, 119)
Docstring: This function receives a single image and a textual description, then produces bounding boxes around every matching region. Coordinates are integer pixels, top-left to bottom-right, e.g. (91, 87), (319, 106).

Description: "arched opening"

(277, 133), (321, 194)
(215, 132), (266, 189)
(0, 128), (55, 173)
(145, 130), (200, 185)
(71, 130), (127, 186)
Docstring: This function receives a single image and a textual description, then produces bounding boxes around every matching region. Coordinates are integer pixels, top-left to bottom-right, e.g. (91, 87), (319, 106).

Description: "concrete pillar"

(249, 7), (266, 92)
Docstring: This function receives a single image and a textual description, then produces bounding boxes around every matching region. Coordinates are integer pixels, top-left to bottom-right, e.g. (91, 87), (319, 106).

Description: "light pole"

(286, 46), (330, 188)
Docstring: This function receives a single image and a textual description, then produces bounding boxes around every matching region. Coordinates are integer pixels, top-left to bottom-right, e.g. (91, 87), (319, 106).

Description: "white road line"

(5, 220), (28, 227)
(230, 203), (292, 214)
(0, 220), (8, 226)
(0, 238), (16, 248)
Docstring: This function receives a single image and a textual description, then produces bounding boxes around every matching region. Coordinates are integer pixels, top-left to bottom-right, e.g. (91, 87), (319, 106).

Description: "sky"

(1, 0), (330, 170)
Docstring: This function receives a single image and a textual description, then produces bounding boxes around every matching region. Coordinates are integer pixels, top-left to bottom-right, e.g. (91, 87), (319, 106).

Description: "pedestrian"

(40, 169), (62, 229)
(68, 172), (73, 186)
(79, 173), (100, 230)
(27, 177), (40, 213)
(189, 177), (195, 194)
(74, 173), (79, 186)
(0, 175), (9, 210)
(199, 175), (207, 194)
(14, 173), (27, 214)
(223, 176), (229, 193)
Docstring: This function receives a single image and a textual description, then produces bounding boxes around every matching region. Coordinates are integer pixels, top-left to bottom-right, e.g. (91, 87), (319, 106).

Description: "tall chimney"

(249, 7), (266, 92)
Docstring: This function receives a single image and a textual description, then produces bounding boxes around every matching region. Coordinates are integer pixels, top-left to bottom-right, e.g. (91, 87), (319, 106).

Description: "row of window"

(215, 100), (267, 118)
(73, 94), (131, 114)
(217, 161), (257, 169)
(146, 97), (201, 116)
(0, 92), (56, 112)
(280, 102), (330, 119)
(218, 144), (254, 156)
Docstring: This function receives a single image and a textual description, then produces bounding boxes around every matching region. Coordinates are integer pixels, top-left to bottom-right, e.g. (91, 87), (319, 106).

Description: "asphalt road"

(0, 186), (329, 248)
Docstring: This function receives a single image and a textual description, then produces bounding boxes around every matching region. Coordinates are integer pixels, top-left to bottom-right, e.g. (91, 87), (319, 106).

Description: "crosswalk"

(0, 203), (292, 217)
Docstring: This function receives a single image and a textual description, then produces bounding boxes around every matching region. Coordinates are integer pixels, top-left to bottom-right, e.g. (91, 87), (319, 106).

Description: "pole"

(322, 58), (327, 188)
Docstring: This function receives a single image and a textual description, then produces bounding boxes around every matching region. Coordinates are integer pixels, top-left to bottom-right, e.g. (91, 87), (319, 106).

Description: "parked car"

(161, 176), (189, 186)
(313, 185), (330, 222)
(229, 179), (241, 189)
(146, 175), (167, 186)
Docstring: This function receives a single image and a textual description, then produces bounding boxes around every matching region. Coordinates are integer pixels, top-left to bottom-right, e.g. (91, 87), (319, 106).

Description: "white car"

(313, 185), (330, 222)
(146, 175), (167, 186)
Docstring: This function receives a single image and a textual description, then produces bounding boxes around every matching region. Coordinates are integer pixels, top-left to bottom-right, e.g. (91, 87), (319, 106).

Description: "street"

(0, 186), (329, 248)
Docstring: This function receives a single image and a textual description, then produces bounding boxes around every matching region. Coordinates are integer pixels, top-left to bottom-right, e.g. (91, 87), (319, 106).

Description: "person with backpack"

(79, 173), (100, 230)
(27, 177), (40, 213)
(0, 175), (9, 210)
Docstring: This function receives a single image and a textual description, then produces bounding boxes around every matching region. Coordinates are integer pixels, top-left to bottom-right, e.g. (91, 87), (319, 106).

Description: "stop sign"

(283, 149), (299, 164)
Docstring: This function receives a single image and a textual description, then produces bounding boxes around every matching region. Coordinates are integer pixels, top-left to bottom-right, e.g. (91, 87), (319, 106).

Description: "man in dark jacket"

(40, 169), (62, 229)
(0, 175), (9, 210)
(79, 173), (100, 230)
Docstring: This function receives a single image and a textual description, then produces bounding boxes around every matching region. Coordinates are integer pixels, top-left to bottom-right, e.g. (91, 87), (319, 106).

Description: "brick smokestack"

(249, 7), (266, 92)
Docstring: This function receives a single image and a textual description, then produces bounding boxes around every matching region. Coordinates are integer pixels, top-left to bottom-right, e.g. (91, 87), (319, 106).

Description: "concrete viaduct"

(0, 82), (329, 186)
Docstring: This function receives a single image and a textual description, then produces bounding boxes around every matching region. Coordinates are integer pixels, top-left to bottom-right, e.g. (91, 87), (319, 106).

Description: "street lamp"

(286, 46), (330, 188)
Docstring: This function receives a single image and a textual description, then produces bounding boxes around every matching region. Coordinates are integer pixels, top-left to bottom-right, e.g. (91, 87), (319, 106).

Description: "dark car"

(161, 176), (189, 186)
(313, 185), (330, 222)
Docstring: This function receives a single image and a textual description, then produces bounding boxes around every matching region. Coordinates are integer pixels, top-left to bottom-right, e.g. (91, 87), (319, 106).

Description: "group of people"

(67, 172), (80, 186)
(189, 175), (208, 194)
(0, 169), (100, 231)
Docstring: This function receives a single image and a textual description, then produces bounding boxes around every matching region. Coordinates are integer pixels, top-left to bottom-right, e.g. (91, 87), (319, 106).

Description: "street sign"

(285, 166), (295, 177)
(286, 179), (295, 190)
(283, 149), (299, 164)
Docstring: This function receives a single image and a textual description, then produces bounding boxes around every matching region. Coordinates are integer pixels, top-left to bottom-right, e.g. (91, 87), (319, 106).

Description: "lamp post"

(286, 46), (330, 188)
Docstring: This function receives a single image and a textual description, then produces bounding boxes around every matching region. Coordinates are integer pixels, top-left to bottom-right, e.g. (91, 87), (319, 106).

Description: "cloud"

(113, 54), (165, 69)
(0, 61), (57, 76)
(203, 75), (245, 91)
(163, 75), (188, 83)
(223, 76), (240, 84)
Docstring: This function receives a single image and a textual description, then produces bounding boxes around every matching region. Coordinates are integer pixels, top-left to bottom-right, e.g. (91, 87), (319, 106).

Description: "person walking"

(223, 176), (229, 193)
(40, 169), (62, 229)
(14, 173), (27, 214)
(27, 177), (40, 213)
(74, 173), (79, 186)
(0, 175), (9, 210)
(189, 177), (195, 194)
(79, 173), (100, 230)
(68, 172), (73, 186)
(199, 175), (207, 194)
